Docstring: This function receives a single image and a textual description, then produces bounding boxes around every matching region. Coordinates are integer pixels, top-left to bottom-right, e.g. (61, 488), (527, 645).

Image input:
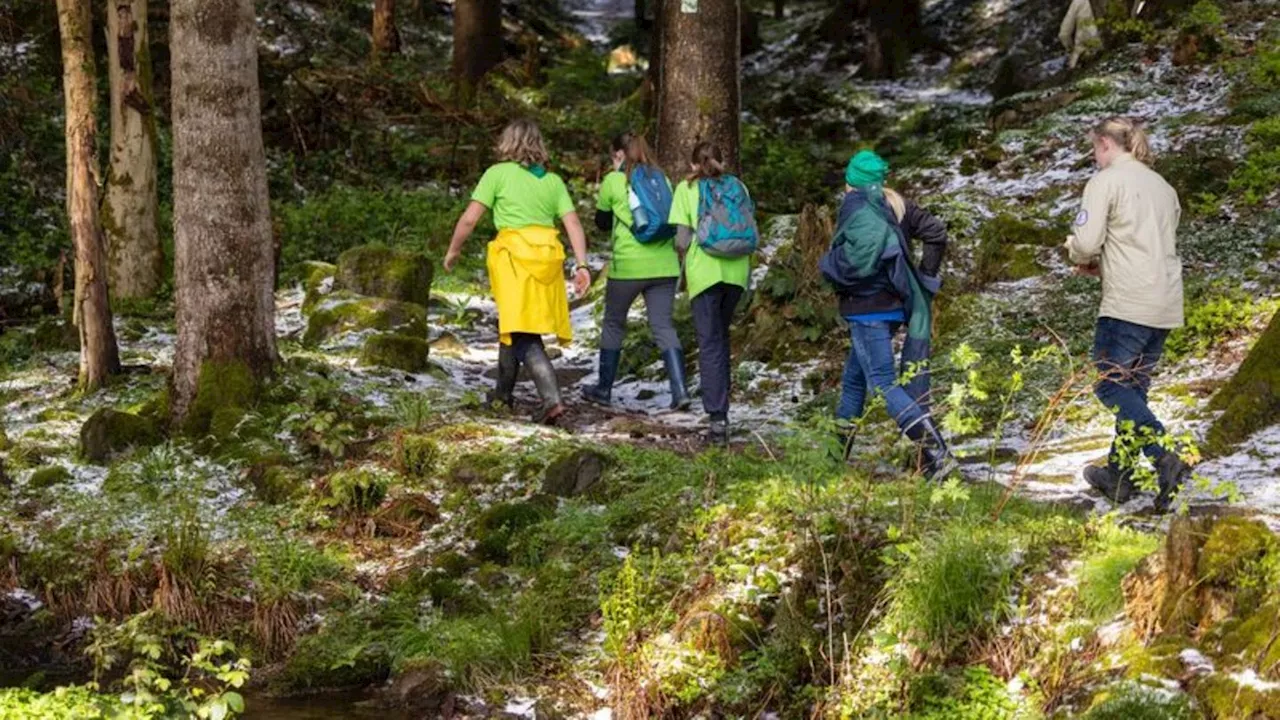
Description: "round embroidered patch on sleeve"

(1074, 210), (1090, 226)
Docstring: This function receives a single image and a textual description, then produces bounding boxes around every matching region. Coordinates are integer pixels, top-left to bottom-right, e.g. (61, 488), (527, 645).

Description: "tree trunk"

(773, 0), (784, 19)
(863, 0), (921, 79)
(1205, 310), (1280, 456)
(452, 0), (502, 96)
(636, 0), (649, 30)
(170, 0), (277, 428)
(372, 0), (400, 59)
(656, 0), (741, 174)
(57, 0), (121, 391)
(103, 0), (162, 301)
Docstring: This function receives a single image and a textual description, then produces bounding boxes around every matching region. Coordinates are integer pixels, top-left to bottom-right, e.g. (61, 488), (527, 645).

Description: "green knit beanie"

(845, 149), (889, 188)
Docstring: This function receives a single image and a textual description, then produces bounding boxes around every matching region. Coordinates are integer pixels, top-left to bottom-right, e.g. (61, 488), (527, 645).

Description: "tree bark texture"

(656, 0), (741, 174)
(170, 0), (277, 425)
(373, 0), (401, 59)
(773, 0), (784, 20)
(57, 0), (122, 391)
(452, 0), (502, 91)
(862, 0), (921, 79)
(104, 0), (162, 300)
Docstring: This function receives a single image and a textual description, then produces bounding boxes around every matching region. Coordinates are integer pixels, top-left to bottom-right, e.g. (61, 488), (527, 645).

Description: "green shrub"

(889, 526), (1019, 658)
(908, 666), (1020, 720)
(323, 468), (392, 514)
(1230, 116), (1280, 205)
(1166, 287), (1275, 359)
(395, 434), (441, 479)
(740, 123), (834, 214)
(1077, 523), (1159, 621)
(275, 186), (467, 285)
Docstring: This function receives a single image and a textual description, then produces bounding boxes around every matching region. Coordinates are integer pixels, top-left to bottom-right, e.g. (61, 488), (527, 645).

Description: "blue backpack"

(696, 175), (759, 258)
(626, 165), (676, 243)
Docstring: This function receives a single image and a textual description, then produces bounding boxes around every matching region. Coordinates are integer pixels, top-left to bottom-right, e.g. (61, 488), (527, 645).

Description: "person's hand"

(1063, 234), (1076, 251)
(1074, 263), (1101, 277)
(572, 266), (591, 296)
(443, 248), (461, 272)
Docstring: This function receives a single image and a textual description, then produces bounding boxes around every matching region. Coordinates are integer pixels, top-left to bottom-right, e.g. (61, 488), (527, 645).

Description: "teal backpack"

(695, 175), (759, 258)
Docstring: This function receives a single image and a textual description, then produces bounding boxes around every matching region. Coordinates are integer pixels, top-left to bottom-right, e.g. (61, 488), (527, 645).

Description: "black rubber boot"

(1153, 453), (1192, 514)
(1083, 465), (1136, 505)
(708, 418), (730, 446)
(486, 344), (519, 409)
(662, 348), (692, 411)
(583, 349), (621, 407)
(903, 416), (959, 483)
(523, 344), (565, 425)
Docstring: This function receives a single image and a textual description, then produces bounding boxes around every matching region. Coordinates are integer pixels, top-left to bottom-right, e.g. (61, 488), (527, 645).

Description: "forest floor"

(2, 0), (1279, 718)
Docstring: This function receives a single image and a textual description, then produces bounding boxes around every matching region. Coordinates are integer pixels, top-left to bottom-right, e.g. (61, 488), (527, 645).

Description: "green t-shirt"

(471, 162), (575, 230)
(596, 170), (680, 281)
(668, 179), (751, 300)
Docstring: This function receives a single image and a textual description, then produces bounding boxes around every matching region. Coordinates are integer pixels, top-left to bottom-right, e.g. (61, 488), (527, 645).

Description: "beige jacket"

(1067, 153), (1185, 329)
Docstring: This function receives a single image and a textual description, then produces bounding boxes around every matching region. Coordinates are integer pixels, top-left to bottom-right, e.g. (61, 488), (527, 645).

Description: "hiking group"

(443, 114), (1193, 512)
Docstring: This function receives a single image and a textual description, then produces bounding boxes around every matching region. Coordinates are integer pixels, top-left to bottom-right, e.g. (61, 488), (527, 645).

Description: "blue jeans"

(837, 320), (927, 432)
(1093, 316), (1171, 473)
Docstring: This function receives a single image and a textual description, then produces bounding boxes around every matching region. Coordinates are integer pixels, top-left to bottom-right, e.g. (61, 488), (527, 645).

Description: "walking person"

(668, 142), (758, 444)
(1067, 117), (1191, 511)
(583, 132), (691, 411)
(821, 150), (956, 481)
(443, 119), (591, 425)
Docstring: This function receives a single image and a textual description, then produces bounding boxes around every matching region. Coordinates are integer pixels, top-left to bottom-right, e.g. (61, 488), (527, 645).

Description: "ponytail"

(611, 131), (656, 177)
(1092, 116), (1153, 164)
(687, 141), (726, 182)
(883, 187), (906, 222)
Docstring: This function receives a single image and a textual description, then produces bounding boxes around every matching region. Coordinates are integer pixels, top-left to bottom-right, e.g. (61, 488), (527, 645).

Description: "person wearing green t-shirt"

(583, 132), (690, 411)
(443, 119), (591, 425)
(668, 142), (753, 445)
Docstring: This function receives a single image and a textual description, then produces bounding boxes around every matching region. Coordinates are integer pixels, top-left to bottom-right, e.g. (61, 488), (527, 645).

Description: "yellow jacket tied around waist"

(488, 227), (572, 346)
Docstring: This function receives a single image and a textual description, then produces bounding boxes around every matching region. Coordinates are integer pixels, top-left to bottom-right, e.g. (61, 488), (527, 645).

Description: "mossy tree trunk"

(57, 0), (122, 391)
(1205, 311), (1280, 457)
(452, 0), (502, 99)
(372, 0), (400, 60)
(103, 0), (162, 301)
(862, 0), (921, 79)
(170, 0), (277, 427)
(656, 0), (741, 174)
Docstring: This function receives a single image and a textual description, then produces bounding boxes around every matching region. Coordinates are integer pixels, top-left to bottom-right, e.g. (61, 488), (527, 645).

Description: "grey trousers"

(600, 277), (681, 352)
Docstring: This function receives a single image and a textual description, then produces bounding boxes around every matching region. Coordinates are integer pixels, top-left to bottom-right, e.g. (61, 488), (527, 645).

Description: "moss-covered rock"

(27, 465), (72, 490)
(359, 333), (431, 373)
(472, 500), (554, 563)
(1197, 671), (1280, 718)
(303, 293), (429, 347)
(183, 360), (259, 436)
(336, 245), (433, 308)
(542, 448), (608, 497)
(301, 261), (337, 311)
(245, 460), (306, 504)
(1205, 310), (1280, 456)
(1215, 602), (1280, 673)
(79, 409), (162, 462)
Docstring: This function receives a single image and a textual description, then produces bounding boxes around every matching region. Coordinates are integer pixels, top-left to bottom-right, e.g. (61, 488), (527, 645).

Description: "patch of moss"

(472, 500), (554, 564)
(302, 293), (430, 347)
(971, 215), (1052, 287)
(1197, 516), (1276, 587)
(1084, 682), (1197, 719)
(184, 360), (259, 436)
(323, 468), (391, 514)
(1205, 310), (1280, 456)
(359, 333), (431, 373)
(27, 465), (72, 490)
(29, 318), (79, 352)
(1123, 636), (1191, 680)
(78, 409), (162, 463)
(1197, 672), (1280, 718)
(1216, 603), (1280, 672)
(395, 434), (440, 479)
(447, 450), (509, 486)
(246, 461), (306, 504)
(336, 245), (433, 308)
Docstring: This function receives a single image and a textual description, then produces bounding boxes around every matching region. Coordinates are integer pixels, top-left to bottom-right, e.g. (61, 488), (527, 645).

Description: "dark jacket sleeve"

(594, 209), (613, 233)
(900, 200), (948, 279)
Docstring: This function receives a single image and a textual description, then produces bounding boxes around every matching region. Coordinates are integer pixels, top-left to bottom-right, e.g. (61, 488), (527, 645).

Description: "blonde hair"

(1092, 116), (1153, 164)
(496, 119), (550, 167)
(884, 187), (906, 222)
